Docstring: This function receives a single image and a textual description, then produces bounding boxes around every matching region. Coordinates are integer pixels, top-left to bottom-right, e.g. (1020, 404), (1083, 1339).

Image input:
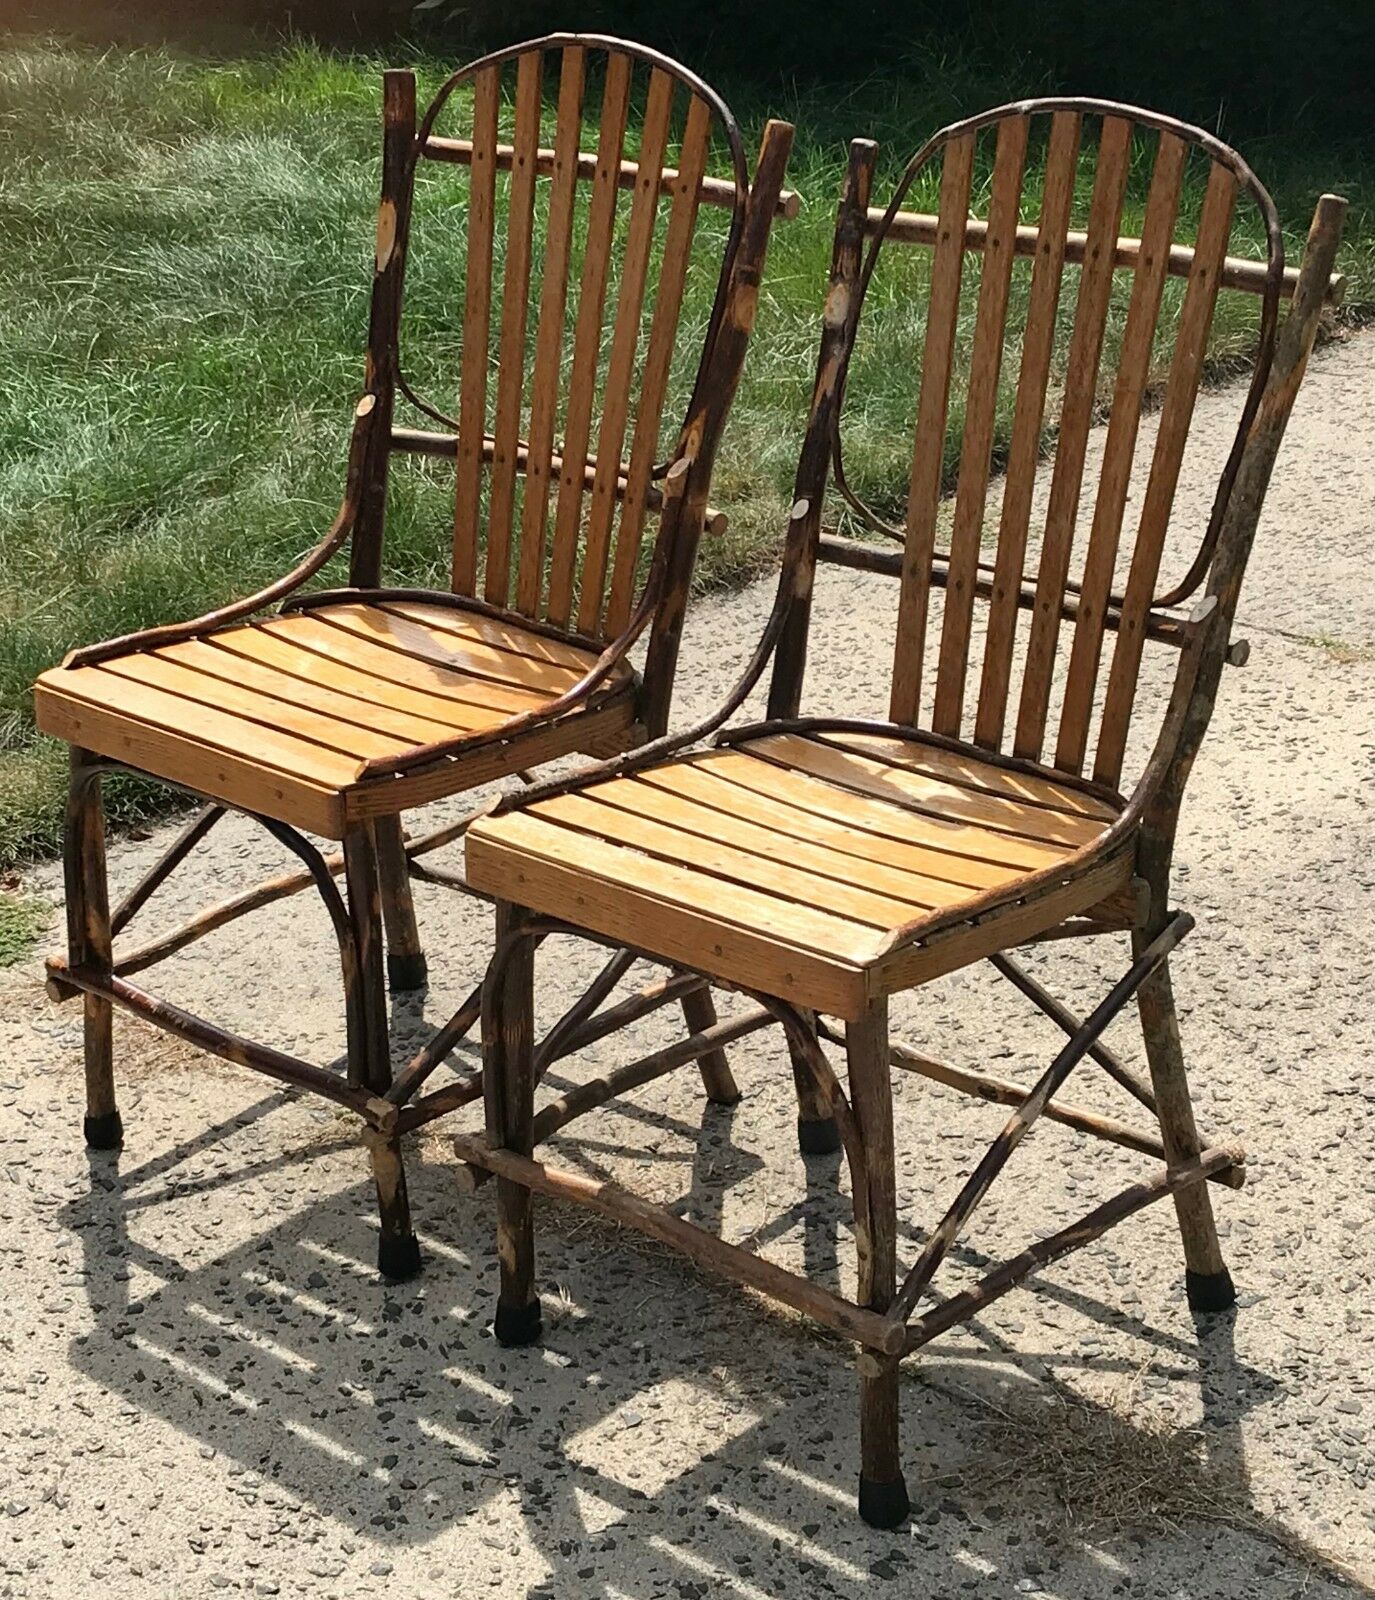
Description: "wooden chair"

(36, 34), (795, 1280)
(458, 101), (1346, 1523)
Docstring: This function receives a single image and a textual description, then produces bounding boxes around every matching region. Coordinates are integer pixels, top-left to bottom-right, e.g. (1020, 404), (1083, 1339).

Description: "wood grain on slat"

(1093, 161), (1238, 787)
(603, 92), (713, 637)
(375, 600), (601, 671)
(1055, 132), (1187, 774)
(537, 790), (924, 928)
(974, 112), (1082, 751)
(889, 133), (976, 725)
(748, 734), (1105, 848)
(483, 51), (543, 609)
(157, 637), (463, 747)
(577, 68), (676, 636)
(206, 627), (510, 729)
(303, 604), (587, 694)
(35, 672), (345, 837)
(604, 772), (977, 908)
(681, 750), (1071, 874)
(545, 53), (633, 628)
(932, 117), (1028, 738)
(465, 809), (877, 1017)
(98, 652), (404, 762)
(253, 615), (561, 715)
(451, 65), (500, 594)
(515, 47), (586, 617)
(812, 731), (1118, 818)
(1014, 116), (1133, 762)
(634, 760), (1025, 890)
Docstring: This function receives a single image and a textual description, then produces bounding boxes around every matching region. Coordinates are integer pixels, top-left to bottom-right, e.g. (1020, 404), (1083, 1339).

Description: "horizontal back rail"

(864, 207), (1345, 304)
(423, 133), (800, 218)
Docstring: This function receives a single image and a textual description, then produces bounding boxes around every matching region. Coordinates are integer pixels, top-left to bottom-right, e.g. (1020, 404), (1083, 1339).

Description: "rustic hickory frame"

(457, 100), (1346, 1524)
(39, 35), (795, 1279)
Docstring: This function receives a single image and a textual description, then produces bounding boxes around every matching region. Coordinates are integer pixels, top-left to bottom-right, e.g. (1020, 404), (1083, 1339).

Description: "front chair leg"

(488, 903), (541, 1347)
(793, 1008), (842, 1155)
(66, 749), (121, 1151)
(846, 997), (910, 1527)
(1135, 946), (1234, 1314)
(680, 982), (741, 1106)
(344, 823), (421, 1281)
(375, 814), (427, 993)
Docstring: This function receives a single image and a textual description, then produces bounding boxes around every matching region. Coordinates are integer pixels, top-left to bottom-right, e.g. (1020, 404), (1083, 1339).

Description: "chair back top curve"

(359, 34), (763, 646)
(778, 98), (1338, 797)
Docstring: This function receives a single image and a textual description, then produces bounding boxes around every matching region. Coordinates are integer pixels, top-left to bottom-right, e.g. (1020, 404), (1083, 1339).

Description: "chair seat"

(465, 729), (1135, 1019)
(35, 599), (637, 837)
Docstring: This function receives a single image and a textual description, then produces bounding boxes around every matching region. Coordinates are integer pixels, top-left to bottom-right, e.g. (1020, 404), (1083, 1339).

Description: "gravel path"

(3, 330), (1374, 1600)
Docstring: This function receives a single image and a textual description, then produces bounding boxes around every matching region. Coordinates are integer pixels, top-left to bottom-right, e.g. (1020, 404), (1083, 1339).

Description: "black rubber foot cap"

(84, 1111), (123, 1151)
(494, 1300), (542, 1348)
(858, 1474), (911, 1528)
(797, 1115), (842, 1156)
(1186, 1267), (1236, 1314)
(377, 1231), (423, 1283)
(387, 952), (428, 994)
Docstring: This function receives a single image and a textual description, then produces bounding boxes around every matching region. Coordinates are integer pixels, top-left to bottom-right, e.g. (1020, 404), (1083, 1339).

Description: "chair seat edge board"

(458, 104), (1346, 1522)
(35, 33), (797, 1281)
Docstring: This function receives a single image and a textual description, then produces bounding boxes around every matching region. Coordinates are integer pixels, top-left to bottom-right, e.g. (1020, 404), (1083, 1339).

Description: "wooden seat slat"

(747, 735), (1107, 848)
(539, 790), (931, 928)
(155, 637), (467, 746)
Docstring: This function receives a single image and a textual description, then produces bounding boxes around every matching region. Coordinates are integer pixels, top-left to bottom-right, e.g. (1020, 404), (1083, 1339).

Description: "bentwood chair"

(36, 35), (795, 1280)
(460, 102), (1346, 1522)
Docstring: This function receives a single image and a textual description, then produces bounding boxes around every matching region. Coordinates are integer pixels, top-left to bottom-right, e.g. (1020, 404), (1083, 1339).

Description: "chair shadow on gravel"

(58, 1076), (1370, 1600)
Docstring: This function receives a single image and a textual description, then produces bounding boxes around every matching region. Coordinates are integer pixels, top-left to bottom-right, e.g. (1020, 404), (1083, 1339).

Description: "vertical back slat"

(483, 50), (543, 608)
(1013, 115), (1133, 761)
(1093, 161), (1238, 786)
(545, 53), (633, 630)
(931, 117), (1028, 736)
(1054, 131), (1187, 773)
(450, 66), (500, 594)
(602, 93), (714, 638)
(514, 47), (586, 616)
(888, 133), (976, 725)
(973, 111), (1081, 750)
(576, 67), (676, 636)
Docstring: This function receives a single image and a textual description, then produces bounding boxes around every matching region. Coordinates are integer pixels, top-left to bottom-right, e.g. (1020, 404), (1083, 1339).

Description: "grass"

(0, 35), (1370, 869)
(0, 886), (51, 965)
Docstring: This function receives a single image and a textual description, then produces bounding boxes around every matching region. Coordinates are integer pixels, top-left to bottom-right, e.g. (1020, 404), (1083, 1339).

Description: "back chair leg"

(66, 749), (121, 1151)
(375, 815), (427, 993)
(489, 903), (541, 1347)
(345, 823), (422, 1282)
(793, 1008), (842, 1154)
(1135, 945), (1235, 1314)
(680, 983), (741, 1106)
(846, 997), (910, 1527)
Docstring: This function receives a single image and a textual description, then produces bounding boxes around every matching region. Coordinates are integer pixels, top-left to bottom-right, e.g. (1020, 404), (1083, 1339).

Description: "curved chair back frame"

(773, 99), (1305, 791)
(353, 34), (758, 671)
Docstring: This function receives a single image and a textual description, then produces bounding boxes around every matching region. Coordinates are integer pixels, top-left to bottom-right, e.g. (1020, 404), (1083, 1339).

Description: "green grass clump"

(0, 888), (51, 966)
(0, 36), (1369, 867)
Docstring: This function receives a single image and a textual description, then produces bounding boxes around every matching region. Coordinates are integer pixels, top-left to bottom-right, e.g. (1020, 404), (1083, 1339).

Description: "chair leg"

(375, 815), (427, 993)
(846, 997), (909, 1527)
(345, 823), (422, 1282)
(487, 902), (541, 1347)
(1135, 948), (1235, 1314)
(792, 1008), (841, 1154)
(680, 983), (741, 1106)
(66, 750), (121, 1151)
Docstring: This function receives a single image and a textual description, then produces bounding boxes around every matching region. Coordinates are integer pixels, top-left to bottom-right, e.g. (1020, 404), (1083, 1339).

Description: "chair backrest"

(771, 100), (1343, 795)
(351, 34), (788, 658)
